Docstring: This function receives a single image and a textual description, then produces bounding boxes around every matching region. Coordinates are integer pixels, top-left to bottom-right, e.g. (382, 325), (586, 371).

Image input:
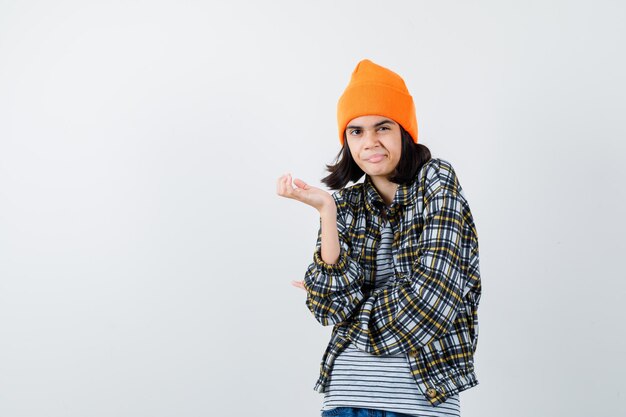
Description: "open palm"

(277, 172), (335, 293)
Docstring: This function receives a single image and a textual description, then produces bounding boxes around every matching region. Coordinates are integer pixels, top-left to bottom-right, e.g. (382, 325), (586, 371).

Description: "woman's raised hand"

(276, 173), (334, 213)
(277, 172), (336, 293)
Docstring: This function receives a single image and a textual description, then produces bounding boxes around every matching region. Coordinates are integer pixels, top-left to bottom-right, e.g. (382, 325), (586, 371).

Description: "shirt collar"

(363, 174), (418, 217)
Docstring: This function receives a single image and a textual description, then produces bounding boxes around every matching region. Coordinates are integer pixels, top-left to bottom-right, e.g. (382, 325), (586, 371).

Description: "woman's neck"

(370, 176), (399, 207)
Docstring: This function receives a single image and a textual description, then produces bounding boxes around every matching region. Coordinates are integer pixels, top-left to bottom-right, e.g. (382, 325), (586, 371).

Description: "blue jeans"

(321, 407), (415, 417)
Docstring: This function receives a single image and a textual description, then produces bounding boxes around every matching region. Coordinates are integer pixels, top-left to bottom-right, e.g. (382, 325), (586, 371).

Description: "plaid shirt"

(303, 157), (481, 407)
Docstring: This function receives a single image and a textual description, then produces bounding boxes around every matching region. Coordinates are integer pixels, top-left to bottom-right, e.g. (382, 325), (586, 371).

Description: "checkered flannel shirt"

(303, 157), (481, 406)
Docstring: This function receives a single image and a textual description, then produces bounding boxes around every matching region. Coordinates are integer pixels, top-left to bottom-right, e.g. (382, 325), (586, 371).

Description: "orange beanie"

(337, 59), (418, 145)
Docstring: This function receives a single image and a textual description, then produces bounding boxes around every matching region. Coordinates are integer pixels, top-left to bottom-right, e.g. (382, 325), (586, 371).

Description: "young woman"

(277, 59), (481, 417)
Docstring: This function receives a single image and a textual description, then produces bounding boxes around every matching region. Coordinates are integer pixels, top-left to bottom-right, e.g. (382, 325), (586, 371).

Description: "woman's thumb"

(293, 178), (309, 189)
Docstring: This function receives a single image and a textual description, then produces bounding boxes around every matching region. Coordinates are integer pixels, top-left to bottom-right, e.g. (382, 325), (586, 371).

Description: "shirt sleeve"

(302, 192), (366, 326)
(334, 184), (473, 356)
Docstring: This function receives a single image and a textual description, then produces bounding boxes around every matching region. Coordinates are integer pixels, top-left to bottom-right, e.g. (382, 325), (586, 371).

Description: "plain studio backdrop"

(1, 1), (625, 416)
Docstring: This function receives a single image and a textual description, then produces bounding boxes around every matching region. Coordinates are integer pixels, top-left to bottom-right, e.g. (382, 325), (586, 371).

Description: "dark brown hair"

(321, 124), (432, 190)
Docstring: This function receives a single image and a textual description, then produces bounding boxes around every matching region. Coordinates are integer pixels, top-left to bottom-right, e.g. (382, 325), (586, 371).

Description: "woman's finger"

(284, 173), (294, 194)
(286, 173), (296, 194)
(291, 280), (306, 290)
(277, 173), (290, 197)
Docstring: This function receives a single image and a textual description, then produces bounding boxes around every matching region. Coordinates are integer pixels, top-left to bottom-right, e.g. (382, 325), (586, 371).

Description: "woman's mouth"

(367, 154), (385, 163)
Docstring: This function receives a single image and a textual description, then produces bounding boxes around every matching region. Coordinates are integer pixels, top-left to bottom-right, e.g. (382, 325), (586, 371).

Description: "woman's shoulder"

(418, 157), (464, 197)
(330, 181), (362, 210)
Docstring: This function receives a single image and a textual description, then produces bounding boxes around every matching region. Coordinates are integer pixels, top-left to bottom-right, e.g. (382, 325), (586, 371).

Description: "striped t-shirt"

(320, 217), (461, 417)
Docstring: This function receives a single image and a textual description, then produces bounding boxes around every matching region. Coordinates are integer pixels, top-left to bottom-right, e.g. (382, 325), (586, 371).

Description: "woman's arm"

(302, 193), (366, 326)
(318, 204), (341, 265)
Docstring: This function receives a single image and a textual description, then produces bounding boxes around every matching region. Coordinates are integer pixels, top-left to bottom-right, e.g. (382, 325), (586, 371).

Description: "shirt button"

(408, 349), (418, 357)
(426, 388), (438, 398)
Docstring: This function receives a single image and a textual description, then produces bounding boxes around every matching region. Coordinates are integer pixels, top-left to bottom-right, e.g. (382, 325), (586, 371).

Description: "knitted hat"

(337, 59), (418, 145)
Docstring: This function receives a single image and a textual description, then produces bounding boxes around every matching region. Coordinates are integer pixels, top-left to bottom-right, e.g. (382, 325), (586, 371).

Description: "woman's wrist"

(318, 199), (337, 217)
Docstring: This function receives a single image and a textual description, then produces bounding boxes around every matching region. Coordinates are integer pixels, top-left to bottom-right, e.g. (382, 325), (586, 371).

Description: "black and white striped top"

(320, 217), (461, 417)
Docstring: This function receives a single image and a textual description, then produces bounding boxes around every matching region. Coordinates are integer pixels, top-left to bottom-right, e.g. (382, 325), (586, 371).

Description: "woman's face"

(345, 115), (402, 180)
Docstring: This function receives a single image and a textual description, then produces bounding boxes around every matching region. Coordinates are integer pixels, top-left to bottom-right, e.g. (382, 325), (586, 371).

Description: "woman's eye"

(349, 129), (361, 135)
(379, 126), (389, 131)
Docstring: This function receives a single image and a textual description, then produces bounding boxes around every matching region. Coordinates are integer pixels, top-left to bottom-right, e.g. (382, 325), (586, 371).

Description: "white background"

(1, 1), (625, 416)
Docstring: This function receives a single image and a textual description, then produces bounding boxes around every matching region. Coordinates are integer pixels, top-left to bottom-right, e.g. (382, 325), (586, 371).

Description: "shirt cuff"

(313, 247), (349, 274)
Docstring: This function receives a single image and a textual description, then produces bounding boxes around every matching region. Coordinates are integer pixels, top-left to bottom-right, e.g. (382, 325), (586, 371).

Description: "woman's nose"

(363, 130), (379, 147)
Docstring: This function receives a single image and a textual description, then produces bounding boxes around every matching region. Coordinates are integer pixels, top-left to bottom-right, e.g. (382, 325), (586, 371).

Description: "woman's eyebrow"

(346, 119), (395, 129)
